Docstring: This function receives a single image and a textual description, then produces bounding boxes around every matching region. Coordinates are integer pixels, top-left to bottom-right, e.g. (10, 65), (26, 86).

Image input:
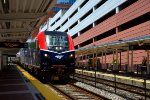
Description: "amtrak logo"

(55, 55), (63, 59)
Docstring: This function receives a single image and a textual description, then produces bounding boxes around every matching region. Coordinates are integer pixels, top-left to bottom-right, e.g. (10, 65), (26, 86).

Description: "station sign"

(0, 42), (28, 48)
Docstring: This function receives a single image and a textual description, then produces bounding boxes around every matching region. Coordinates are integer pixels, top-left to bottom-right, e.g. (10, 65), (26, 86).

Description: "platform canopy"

(76, 36), (150, 55)
(0, 0), (57, 55)
(0, 0), (58, 42)
(0, 0), (75, 55)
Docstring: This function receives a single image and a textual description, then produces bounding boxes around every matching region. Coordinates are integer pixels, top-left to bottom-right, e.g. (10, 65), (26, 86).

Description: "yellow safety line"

(17, 66), (62, 100)
(75, 69), (150, 84)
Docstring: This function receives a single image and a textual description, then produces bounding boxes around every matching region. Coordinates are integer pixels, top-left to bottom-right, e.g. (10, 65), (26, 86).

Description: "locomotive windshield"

(45, 35), (69, 51)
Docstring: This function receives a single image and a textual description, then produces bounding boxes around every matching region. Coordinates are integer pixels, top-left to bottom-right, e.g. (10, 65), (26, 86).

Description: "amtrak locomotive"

(20, 31), (75, 81)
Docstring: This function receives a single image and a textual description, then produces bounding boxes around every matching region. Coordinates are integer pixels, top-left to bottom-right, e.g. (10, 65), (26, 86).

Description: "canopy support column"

(131, 50), (134, 72)
(101, 51), (104, 69)
(119, 51), (122, 70)
(147, 50), (150, 75)
(113, 49), (115, 70)
(104, 51), (107, 69)
(116, 49), (119, 70)
(127, 48), (129, 73)
(85, 54), (88, 70)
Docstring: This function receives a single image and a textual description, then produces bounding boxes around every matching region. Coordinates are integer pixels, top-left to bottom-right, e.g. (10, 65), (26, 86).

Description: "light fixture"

(4, 0), (6, 4)
(138, 41), (144, 46)
(44, 53), (48, 57)
(70, 54), (73, 57)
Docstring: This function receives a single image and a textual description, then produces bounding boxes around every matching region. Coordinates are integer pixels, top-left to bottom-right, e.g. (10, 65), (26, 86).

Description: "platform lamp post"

(113, 48), (120, 94)
(143, 49), (149, 100)
(114, 49), (118, 93)
(137, 41), (148, 100)
(141, 52), (148, 100)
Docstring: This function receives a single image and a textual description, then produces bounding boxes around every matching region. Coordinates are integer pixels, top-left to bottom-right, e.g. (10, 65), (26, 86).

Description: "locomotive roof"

(44, 31), (67, 36)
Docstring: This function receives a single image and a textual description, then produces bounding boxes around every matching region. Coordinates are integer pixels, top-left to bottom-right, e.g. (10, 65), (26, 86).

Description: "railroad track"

(72, 73), (150, 99)
(49, 83), (109, 100)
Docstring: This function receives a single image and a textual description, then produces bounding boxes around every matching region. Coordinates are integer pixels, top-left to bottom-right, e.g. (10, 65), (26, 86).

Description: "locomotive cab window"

(45, 35), (69, 51)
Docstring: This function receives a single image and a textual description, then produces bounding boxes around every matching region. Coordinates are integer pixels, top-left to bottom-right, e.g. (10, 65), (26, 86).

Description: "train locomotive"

(20, 31), (75, 81)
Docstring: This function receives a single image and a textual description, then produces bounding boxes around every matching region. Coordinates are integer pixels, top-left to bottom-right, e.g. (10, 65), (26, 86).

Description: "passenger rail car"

(21, 31), (75, 81)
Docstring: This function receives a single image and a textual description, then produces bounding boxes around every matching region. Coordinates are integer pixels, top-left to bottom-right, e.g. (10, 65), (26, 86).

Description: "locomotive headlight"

(44, 53), (48, 57)
(70, 54), (74, 57)
(56, 47), (58, 50)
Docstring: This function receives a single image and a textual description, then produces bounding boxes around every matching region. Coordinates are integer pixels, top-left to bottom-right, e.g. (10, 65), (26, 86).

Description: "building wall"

(47, 0), (126, 34)
(80, 21), (150, 48)
(74, 0), (150, 46)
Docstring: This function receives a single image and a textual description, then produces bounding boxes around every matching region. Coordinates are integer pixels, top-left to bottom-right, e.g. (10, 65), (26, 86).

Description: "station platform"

(0, 65), (62, 100)
(75, 69), (150, 89)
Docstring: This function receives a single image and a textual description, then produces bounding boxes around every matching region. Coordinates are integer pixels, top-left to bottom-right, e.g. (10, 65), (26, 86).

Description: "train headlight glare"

(44, 53), (48, 57)
(70, 54), (73, 57)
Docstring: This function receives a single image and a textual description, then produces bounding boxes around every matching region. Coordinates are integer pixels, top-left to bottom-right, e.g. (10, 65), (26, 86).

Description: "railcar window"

(59, 36), (68, 46)
(45, 35), (69, 47)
